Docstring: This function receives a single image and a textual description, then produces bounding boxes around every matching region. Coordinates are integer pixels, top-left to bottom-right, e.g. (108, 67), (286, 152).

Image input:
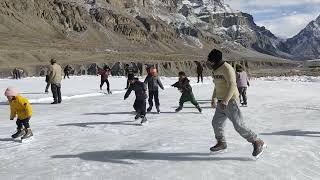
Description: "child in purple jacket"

(236, 65), (250, 106)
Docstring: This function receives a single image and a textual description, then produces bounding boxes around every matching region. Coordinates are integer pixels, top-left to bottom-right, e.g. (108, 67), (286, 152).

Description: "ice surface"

(0, 76), (320, 180)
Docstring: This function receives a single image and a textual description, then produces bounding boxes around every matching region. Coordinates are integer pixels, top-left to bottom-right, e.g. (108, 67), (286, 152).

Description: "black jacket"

(144, 75), (164, 91)
(172, 77), (192, 93)
(124, 79), (147, 100)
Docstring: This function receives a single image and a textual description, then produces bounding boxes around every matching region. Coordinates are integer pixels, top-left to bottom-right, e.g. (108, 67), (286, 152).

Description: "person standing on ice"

(144, 67), (164, 113)
(196, 61), (204, 83)
(206, 49), (265, 158)
(125, 64), (135, 89)
(124, 74), (148, 124)
(48, 58), (63, 104)
(4, 87), (33, 140)
(236, 64), (250, 106)
(97, 65), (111, 94)
(172, 71), (202, 113)
(64, 65), (72, 79)
(44, 74), (50, 94)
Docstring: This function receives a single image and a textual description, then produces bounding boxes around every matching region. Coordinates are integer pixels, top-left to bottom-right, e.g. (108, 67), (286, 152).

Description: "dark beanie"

(208, 49), (222, 63)
(178, 71), (186, 76)
(128, 74), (135, 80)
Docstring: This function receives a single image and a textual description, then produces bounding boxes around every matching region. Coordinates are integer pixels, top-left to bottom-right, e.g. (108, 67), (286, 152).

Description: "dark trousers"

(64, 72), (70, 79)
(133, 99), (146, 116)
(148, 90), (160, 108)
(100, 79), (110, 91)
(45, 83), (50, 92)
(197, 73), (203, 83)
(16, 118), (30, 130)
(238, 87), (247, 105)
(51, 83), (62, 103)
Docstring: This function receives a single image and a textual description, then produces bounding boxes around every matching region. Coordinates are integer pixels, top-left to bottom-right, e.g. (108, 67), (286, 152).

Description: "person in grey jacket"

(144, 68), (164, 113)
(124, 74), (148, 124)
(236, 64), (250, 106)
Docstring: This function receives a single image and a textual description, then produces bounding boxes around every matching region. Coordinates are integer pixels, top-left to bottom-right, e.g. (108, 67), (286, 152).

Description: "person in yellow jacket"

(4, 87), (33, 139)
(206, 49), (265, 158)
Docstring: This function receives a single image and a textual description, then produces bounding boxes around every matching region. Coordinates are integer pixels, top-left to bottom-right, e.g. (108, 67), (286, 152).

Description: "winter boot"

(135, 113), (141, 120)
(175, 106), (183, 112)
(147, 106), (152, 112)
(140, 115), (148, 124)
(210, 141), (227, 153)
(196, 105), (202, 113)
(252, 139), (265, 158)
(21, 128), (33, 139)
(156, 106), (161, 114)
(11, 129), (25, 139)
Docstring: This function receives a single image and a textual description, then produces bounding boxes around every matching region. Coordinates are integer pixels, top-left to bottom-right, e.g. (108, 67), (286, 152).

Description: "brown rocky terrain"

(0, 0), (300, 77)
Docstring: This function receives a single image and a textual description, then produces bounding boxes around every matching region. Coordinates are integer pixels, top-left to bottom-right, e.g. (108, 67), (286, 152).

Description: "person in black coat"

(124, 74), (148, 124)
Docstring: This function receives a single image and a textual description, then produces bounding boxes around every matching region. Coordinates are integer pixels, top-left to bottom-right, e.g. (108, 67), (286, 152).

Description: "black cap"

(208, 49), (222, 63)
(178, 71), (186, 76)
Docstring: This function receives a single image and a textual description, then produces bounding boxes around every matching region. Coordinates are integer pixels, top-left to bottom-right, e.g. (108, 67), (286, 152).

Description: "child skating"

(97, 65), (112, 94)
(144, 67), (164, 113)
(124, 74), (148, 124)
(172, 71), (202, 113)
(4, 87), (33, 140)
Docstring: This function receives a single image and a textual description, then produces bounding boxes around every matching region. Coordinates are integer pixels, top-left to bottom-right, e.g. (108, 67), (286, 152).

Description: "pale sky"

(225, 0), (320, 38)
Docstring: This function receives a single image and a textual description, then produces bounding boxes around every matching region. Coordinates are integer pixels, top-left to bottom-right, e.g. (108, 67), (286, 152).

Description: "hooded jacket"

(9, 95), (33, 120)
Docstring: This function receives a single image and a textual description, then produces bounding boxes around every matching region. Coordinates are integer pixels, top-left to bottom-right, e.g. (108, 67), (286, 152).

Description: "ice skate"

(210, 141), (227, 154)
(252, 139), (266, 159)
(11, 129), (25, 139)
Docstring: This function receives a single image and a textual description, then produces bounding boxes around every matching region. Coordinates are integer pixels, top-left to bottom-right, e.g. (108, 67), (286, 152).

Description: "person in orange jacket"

(4, 87), (33, 139)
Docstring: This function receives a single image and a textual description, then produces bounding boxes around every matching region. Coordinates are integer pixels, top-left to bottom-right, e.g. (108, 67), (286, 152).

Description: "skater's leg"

(212, 102), (228, 142)
(22, 118), (30, 129)
(201, 73), (203, 83)
(133, 100), (139, 113)
(238, 87), (243, 104)
(100, 80), (104, 90)
(57, 84), (62, 103)
(148, 91), (154, 110)
(154, 90), (160, 109)
(197, 74), (200, 83)
(106, 79), (110, 92)
(225, 100), (257, 142)
(242, 87), (247, 105)
(51, 84), (58, 103)
(140, 100), (146, 116)
(16, 120), (23, 130)
(45, 83), (50, 93)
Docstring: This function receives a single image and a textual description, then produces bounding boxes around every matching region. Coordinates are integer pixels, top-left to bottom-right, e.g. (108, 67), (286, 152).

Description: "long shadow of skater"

(20, 92), (46, 95)
(0, 102), (8, 105)
(52, 150), (253, 164)
(83, 112), (134, 116)
(261, 130), (320, 137)
(58, 121), (140, 128)
(0, 138), (21, 142)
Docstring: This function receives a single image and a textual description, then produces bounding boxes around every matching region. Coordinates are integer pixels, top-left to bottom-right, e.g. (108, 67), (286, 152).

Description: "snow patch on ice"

(259, 76), (320, 82)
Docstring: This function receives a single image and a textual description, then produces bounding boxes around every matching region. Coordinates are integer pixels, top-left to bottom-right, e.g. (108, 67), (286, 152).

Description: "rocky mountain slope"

(0, 0), (295, 76)
(282, 14), (320, 60)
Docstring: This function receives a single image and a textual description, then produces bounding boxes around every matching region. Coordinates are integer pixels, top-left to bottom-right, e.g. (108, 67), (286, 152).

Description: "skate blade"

(210, 149), (227, 155)
(20, 136), (33, 143)
(253, 144), (267, 160)
(140, 121), (148, 126)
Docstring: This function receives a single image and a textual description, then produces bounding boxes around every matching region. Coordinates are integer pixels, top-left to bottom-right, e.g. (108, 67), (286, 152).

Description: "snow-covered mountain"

(282, 15), (320, 60)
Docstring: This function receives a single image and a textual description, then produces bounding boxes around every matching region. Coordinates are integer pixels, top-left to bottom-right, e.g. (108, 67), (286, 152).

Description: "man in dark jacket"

(125, 64), (135, 89)
(144, 67), (164, 113)
(124, 74), (148, 124)
(196, 61), (204, 83)
(172, 71), (202, 113)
